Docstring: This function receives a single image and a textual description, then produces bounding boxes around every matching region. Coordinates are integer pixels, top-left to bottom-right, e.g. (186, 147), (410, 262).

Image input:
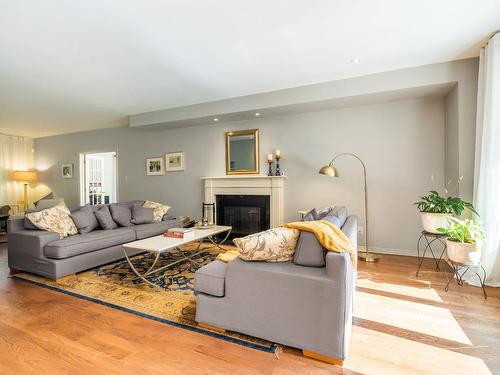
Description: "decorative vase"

(420, 212), (452, 234)
(446, 240), (481, 265)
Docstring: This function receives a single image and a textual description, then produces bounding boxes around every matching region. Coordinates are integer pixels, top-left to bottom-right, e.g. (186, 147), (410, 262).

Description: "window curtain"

(0, 133), (34, 209)
(472, 32), (500, 287)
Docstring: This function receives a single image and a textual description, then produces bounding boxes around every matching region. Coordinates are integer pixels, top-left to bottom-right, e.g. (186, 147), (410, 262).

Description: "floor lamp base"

(358, 252), (379, 263)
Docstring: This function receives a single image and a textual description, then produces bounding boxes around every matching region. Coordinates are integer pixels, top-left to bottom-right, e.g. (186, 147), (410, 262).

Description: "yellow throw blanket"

(216, 249), (239, 263)
(283, 220), (357, 268)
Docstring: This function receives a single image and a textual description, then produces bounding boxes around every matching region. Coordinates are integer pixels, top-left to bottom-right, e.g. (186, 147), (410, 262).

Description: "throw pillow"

(317, 205), (335, 219)
(24, 202), (78, 238)
(293, 231), (327, 267)
(323, 214), (341, 228)
(35, 198), (65, 210)
(94, 205), (118, 230)
(303, 208), (319, 221)
(143, 200), (171, 223)
(131, 205), (154, 225)
(330, 206), (348, 228)
(70, 205), (99, 234)
(24, 208), (41, 230)
(109, 204), (132, 227)
(233, 227), (300, 262)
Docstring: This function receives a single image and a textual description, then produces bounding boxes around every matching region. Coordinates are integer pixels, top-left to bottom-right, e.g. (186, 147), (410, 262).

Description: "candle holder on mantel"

(267, 153), (274, 176)
(275, 151), (282, 176)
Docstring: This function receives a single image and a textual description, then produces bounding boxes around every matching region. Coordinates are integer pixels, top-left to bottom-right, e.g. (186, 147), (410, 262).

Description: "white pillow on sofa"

(25, 202), (77, 238)
(143, 200), (170, 222)
(233, 227), (300, 262)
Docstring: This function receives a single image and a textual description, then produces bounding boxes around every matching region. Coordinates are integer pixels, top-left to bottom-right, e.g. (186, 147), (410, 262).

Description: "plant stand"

(444, 260), (488, 299)
(416, 231), (447, 276)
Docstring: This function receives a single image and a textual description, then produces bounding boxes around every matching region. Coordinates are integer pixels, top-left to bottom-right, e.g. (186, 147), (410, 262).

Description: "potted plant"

(437, 218), (485, 265)
(414, 190), (477, 233)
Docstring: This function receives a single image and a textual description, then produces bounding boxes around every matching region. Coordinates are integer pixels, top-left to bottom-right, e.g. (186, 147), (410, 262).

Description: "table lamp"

(319, 153), (378, 263)
(13, 170), (38, 211)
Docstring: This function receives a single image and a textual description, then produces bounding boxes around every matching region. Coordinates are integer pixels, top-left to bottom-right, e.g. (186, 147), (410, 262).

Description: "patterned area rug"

(13, 243), (276, 353)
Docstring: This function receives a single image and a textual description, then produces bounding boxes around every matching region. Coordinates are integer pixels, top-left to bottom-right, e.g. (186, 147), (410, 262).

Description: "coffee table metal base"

(123, 229), (231, 289)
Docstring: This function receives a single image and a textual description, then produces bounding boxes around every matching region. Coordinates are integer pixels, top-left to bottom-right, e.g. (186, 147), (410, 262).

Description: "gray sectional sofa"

(8, 200), (181, 279)
(194, 209), (357, 365)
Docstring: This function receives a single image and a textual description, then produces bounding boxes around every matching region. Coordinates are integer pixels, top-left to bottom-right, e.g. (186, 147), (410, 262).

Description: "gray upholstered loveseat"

(8, 200), (181, 279)
(194, 209), (357, 365)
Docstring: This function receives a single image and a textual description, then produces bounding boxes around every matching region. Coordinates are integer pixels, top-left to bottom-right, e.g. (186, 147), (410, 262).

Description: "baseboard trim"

(358, 245), (442, 258)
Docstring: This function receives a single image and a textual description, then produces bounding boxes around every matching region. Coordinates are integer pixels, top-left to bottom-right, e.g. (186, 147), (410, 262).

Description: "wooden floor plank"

(0, 243), (498, 374)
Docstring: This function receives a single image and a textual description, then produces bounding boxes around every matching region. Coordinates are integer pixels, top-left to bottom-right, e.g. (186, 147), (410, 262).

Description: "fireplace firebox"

(216, 195), (270, 239)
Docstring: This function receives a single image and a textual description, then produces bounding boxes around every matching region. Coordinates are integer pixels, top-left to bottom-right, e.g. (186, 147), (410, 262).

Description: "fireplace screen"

(216, 195), (270, 238)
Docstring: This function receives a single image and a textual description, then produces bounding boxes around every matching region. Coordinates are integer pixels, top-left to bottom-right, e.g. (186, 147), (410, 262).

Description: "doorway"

(79, 151), (117, 206)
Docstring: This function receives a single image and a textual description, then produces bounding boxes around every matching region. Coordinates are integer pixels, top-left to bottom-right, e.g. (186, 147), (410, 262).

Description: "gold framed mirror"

(225, 129), (259, 175)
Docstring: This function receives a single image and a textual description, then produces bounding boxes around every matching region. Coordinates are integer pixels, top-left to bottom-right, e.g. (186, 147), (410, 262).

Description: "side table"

(416, 231), (447, 276)
(0, 214), (9, 243)
(444, 260), (488, 299)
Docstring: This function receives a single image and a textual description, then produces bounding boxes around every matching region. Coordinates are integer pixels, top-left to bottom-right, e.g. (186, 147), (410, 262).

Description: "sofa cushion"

(131, 205), (154, 225)
(35, 198), (65, 210)
(195, 260), (227, 297)
(133, 220), (180, 240)
(330, 206), (348, 227)
(293, 231), (327, 267)
(44, 228), (136, 259)
(109, 204), (132, 227)
(143, 200), (171, 223)
(70, 206), (99, 234)
(233, 227), (300, 262)
(323, 215), (341, 228)
(303, 208), (319, 221)
(94, 205), (118, 230)
(25, 202), (78, 238)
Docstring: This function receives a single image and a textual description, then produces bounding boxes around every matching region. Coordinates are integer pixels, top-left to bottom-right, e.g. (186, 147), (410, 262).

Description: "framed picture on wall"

(165, 151), (185, 172)
(146, 157), (164, 176)
(61, 164), (73, 179)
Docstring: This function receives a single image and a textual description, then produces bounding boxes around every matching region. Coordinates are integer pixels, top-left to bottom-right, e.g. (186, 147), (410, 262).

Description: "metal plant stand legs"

(416, 231), (447, 276)
(123, 229), (232, 289)
(444, 261), (488, 299)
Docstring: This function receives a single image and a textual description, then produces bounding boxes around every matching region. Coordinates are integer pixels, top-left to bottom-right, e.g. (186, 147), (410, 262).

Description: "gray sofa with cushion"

(8, 200), (181, 279)
(194, 207), (357, 365)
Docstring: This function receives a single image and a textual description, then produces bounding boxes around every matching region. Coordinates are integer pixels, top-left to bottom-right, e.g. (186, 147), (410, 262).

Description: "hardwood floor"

(0, 241), (499, 375)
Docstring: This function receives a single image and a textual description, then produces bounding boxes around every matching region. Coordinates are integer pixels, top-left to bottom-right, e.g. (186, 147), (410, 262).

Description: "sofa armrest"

(8, 229), (60, 259)
(7, 218), (25, 232)
(341, 215), (358, 256)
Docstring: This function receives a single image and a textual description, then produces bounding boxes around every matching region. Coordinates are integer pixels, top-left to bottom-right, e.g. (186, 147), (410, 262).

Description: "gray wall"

(35, 97), (445, 253)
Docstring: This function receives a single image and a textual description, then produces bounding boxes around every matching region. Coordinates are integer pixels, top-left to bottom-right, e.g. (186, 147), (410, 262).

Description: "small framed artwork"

(61, 164), (73, 179)
(165, 152), (185, 172)
(146, 157), (164, 176)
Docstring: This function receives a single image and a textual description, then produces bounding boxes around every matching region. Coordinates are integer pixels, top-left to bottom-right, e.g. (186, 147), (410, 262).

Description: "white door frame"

(79, 150), (119, 206)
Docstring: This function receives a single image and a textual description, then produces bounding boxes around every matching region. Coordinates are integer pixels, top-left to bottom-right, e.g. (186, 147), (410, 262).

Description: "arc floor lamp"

(319, 153), (378, 263)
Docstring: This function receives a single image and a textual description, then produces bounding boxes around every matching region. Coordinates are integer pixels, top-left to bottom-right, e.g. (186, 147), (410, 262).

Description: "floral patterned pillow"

(25, 202), (78, 238)
(233, 227), (300, 262)
(143, 200), (171, 223)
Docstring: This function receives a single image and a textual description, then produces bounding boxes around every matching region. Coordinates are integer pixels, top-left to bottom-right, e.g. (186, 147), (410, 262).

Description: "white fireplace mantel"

(201, 176), (286, 228)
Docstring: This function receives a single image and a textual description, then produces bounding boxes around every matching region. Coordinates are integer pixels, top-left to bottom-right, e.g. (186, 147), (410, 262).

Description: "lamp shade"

(318, 164), (339, 177)
(13, 170), (38, 182)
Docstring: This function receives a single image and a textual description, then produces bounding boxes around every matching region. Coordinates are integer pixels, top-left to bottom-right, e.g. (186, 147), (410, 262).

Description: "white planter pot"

(420, 212), (452, 234)
(446, 240), (481, 265)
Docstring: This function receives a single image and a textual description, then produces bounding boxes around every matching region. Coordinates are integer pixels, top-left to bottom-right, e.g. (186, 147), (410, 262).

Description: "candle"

(275, 149), (281, 158)
(267, 154), (273, 162)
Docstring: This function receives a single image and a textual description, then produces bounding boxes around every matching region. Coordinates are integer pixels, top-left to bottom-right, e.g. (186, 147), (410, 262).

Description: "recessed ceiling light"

(255, 112), (261, 117)
(213, 118), (219, 122)
(350, 58), (360, 64)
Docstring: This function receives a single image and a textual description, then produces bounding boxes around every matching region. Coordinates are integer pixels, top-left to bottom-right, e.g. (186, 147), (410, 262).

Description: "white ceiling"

(1, 0), (499, 138)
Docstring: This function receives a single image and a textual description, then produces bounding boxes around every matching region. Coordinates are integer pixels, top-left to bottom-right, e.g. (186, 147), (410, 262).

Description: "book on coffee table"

(164, 228), (195, 239)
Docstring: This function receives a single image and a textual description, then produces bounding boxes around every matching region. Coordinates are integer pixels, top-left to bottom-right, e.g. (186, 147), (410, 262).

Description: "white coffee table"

(122, 225), (232, 288)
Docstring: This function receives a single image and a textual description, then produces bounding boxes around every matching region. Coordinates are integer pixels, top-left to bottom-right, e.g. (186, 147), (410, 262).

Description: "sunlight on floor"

(357, 276), (443, 302)
(355, 290), (472, 345)
(345, 326), (492, 375)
